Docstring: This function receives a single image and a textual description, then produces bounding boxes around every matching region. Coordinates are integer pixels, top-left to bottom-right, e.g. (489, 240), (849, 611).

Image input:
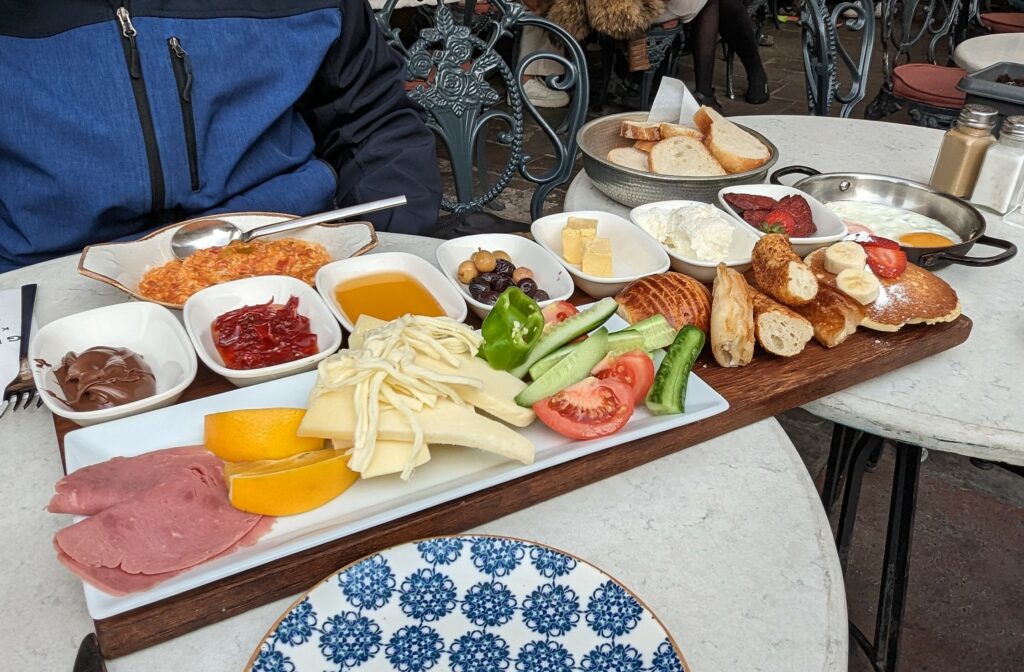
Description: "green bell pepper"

(480, 287), (544, 370)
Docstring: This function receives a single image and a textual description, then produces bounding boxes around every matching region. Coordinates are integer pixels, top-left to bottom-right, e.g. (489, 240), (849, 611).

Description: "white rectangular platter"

(63, 316), (728, 619)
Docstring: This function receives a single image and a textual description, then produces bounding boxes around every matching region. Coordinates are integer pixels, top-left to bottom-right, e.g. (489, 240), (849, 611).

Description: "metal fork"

(1, 284), (42, 420)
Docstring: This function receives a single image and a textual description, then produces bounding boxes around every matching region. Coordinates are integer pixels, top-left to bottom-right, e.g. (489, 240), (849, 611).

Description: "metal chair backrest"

(801, 0), (876, 117)
(877, 0), (968, 84)
(375, 0), (589, 221)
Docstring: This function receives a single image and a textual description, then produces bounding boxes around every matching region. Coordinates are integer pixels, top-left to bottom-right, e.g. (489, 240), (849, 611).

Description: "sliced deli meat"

(55, 459), (262, 575)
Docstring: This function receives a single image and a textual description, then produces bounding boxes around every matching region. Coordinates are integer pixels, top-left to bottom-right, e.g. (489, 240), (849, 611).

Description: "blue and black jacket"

(0, 0), (442, 272)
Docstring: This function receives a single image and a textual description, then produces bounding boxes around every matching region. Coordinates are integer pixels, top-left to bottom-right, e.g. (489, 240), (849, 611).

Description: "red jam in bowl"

(212, 296), (318, 370)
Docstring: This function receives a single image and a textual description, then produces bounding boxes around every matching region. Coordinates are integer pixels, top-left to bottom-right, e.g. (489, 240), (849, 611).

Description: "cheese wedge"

(561, 217), (597, 265)
(331, 439), (431, 478)
(300, 389), (534, 464)
(581, 237), (612, 277)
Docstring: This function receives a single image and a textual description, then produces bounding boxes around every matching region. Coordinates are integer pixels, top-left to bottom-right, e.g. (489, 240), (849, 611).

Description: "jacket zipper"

(115, 5), (165, 215)
(168, 37), (200, 192)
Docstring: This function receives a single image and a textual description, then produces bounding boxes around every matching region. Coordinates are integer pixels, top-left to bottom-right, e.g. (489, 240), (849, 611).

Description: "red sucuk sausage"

(742, 209), (770, 226)
(778, 195), (816, 236)
(724, 193), (778, 212)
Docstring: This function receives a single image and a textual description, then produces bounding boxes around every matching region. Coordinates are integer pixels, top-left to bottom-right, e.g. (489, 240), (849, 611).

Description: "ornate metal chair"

(864, 0), (973, 128)
(801, 0), (876, 117)
(375, 0), (589, 224)
(593, 20), (687, 114)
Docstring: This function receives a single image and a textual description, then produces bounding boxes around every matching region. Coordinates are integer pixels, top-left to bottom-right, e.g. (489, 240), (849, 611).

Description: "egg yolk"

(899, 232), (955, 247)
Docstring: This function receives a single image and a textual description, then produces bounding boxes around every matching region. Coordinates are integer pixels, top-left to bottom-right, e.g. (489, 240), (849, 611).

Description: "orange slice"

(205, 408), (324, 462)
(226, 448), (359, 516)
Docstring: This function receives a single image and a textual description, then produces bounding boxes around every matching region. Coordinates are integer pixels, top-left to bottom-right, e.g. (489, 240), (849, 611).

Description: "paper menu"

(0, 287), (23, 391)
(646, 77), (701, 126)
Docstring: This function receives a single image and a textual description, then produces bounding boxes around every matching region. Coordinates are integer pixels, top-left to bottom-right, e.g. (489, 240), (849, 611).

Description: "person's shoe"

(694, 90), (724, 113)
(744, 65), (770, 105)
(523, 78), (569, 108)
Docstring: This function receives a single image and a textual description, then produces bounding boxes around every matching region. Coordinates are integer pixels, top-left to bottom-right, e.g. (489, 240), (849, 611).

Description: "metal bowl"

(577, 111), (780, 207)
(771, 165), (1017, 269)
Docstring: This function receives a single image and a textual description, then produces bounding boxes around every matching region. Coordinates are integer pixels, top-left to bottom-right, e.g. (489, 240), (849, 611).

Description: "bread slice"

(633, 140), (658, 152)
(620, 120), (662, 141)
(607, 147), (650, 172)
(658, 123), (704, 141)
(649, 136), (726, 177)
(615, 272), (712, 333)
(693, 106), (770, 174)
(751, 234), (819, 306)
(711, 263), (755, 367)
(804, 248), (962, 332)
(749, 288), (813, 356)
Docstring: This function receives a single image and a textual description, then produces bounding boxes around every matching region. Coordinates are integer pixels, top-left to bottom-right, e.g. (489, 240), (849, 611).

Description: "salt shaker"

(929, 104), (999, 198)
(972, 116), (1024, 215)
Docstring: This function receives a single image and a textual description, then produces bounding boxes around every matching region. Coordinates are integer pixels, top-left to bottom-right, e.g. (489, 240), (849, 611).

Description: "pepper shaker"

(929, 104), (999, 198)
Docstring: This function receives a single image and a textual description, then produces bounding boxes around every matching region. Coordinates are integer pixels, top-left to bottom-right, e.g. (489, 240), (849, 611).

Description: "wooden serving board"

(52, 314), (972, 658)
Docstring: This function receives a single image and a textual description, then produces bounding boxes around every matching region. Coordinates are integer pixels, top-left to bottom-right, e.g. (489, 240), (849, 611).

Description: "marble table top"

(953, 33), (1024, 73)
(0, 232), (845, 671)
(565, 115), (1024, 464)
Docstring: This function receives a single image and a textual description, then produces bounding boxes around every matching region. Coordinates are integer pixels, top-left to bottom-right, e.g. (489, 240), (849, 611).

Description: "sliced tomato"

(541, 300), (578, 326)
(533, 377), (634, 440)
(591, 350), (655, 404)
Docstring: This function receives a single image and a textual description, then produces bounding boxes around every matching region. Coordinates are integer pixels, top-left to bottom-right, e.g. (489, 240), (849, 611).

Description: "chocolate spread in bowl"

(45, 346), (157, 411)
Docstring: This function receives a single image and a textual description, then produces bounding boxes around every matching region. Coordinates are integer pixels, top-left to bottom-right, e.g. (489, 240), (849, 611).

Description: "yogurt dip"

(634, 204), (735, 261)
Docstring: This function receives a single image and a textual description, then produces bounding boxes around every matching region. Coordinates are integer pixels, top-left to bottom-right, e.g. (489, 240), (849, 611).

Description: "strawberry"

(759, 209), (798, 236)
(865, 246), (907, 278)
(848, 233), (901, 250)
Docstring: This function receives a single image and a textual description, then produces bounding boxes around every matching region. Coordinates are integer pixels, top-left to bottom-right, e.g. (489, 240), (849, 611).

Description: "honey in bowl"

(334, 272), (445, 322)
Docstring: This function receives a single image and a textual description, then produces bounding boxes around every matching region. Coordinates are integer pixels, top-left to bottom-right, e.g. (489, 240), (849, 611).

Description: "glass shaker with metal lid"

(971, 116), (1024, 215)
(929, 104), (999, 198)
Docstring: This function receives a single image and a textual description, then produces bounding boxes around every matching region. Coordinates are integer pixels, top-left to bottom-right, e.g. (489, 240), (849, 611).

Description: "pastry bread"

(711, 264), (755, 367)
(649, 136), (726, 177)
(749, 288), (814, 356)
(693, 106), (770, 173)
(752, 233), (819, 306)
(607, 147), (650, 172)
(620, 120), (662, 141)
(789, 284), (864, 348)
(615, 271), (712, 332)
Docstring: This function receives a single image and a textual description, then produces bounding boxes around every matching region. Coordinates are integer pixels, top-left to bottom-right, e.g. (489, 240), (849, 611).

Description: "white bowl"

(435, 234), (574, 319)
(182, 275), (341, 387)
(29, 302), (197, 426)
(717, 184), (847, 257)
(531, 210), (671, 298)
(315, 252), (468, 331)
(628, 200), (761, 283)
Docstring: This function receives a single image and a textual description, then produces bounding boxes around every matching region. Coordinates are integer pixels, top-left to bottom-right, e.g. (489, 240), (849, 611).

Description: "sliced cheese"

(331, 439), (431, 478)
(300, 389), (534, 464)
(561, 217), (597, 265)
(581, 237), (613, 277)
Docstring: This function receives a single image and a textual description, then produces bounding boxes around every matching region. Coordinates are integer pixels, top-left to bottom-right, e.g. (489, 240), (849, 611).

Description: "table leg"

(836, 432), (884, 573)
(822, 423), (855, 512)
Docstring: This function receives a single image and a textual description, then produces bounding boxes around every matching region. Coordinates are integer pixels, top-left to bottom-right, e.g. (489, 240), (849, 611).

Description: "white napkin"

(645, 76), (701, 127)
(0, 287), (23, 391)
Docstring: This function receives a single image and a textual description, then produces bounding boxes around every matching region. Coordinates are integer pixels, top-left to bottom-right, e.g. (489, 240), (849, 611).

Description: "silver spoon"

(169, 195), (408, 259)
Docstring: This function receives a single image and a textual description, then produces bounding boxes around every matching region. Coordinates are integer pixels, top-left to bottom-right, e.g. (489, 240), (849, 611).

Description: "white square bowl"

(628, 200), (761, 283)
(717, 184), (847, 257)
(29, 302), (197, 426)
(315, 252), (468, 331)
(531, 210), (671, 298)
(182, 275), (341, 387)
(435, 233), (575, 319)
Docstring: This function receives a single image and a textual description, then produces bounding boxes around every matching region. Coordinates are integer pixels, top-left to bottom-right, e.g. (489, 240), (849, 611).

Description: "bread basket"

(577, 111), (779, 207)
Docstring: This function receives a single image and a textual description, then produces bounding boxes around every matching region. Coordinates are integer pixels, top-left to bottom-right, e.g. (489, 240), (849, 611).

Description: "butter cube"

(561, 217), (598, 264)
(581, 237), (613, 277)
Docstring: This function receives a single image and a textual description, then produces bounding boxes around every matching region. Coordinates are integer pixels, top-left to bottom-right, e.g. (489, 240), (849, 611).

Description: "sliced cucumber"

(528, 329), (645, 380)
(515, 328), (609, 407)
(509, 297), (618, 379)
(645, 325), (705, 416)
(622, 315), (676, 350)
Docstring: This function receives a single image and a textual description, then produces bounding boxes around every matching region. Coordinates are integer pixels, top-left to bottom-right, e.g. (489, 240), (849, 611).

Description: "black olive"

(468, 278), (489, 298)
(516, 277), (538, 295)
(477, 272), (500, 286)
(492, 276), (512, 293)
(478, 290), (500, 305)
(530, 289), (549, 302)
(494, 259), (516, 277)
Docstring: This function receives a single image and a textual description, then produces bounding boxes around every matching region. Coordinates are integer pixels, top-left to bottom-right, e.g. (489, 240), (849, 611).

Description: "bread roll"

(649, 136), (726, 177)
(607, 147), (650, 172)
(693, 106), (770, 173)
(711, 263), (755, 367)
(620, 120), (662, 141)
(749, 288), (813, 356)
(615, 272), (712, 332)
(790, 284), (865, 348)
(752, 233), (819, 306)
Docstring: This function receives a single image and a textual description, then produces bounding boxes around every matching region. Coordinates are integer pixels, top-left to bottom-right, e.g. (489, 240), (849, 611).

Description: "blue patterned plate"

(248, 535), (689, 672)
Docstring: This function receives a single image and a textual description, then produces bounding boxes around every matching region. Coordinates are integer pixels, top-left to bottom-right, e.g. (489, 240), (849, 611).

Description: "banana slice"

(836, 268), (880, 305)
(824, 241), (867, 274)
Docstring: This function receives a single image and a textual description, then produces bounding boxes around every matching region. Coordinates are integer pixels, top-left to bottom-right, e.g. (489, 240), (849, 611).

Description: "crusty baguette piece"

(711, 263), (755, 367)
(633, 140), (658, 152)
(789, 284), (865, 348)
(615, 272), (712, 333)
(607, 147), (650, 172)
(751, 233), (819, 306)
(658, 122), (704, 141)
(649, 136), (726, 177)
(620, 120), (662, 141)
(749, 288), (814, 356)
(693, 106), (770, 174)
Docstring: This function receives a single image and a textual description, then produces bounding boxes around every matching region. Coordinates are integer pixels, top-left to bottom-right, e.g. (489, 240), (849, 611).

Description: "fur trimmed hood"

(545, 0), (668, 40)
